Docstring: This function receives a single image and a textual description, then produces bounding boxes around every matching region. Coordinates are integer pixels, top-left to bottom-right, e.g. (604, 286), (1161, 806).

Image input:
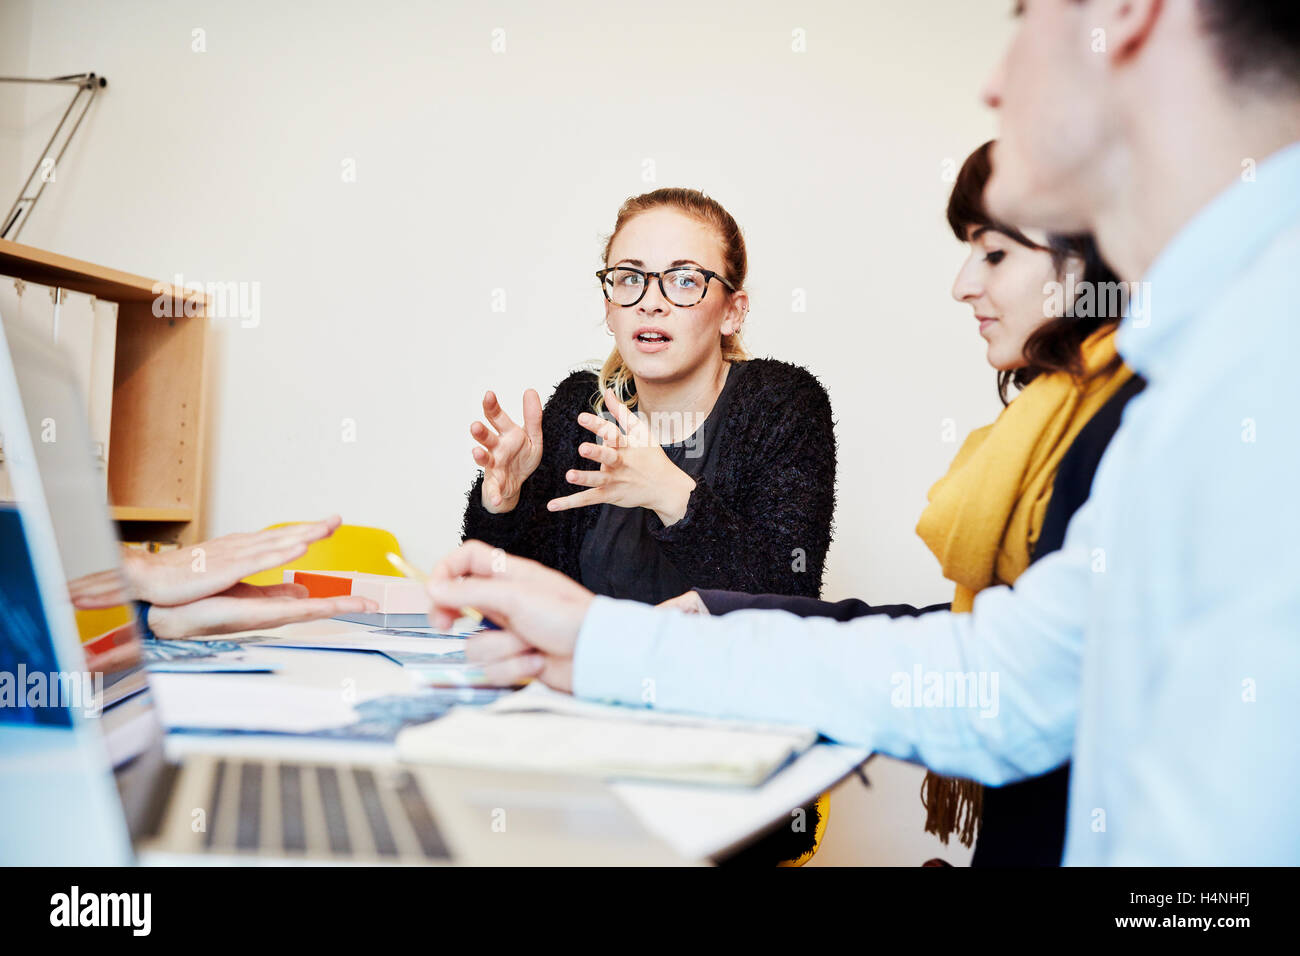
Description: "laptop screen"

(0, 503), (74, 728)
(0, 315), (167, 843)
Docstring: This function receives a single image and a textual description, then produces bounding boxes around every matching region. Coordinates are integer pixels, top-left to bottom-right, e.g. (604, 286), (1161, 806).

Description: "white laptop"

(0, 311), (689, 866)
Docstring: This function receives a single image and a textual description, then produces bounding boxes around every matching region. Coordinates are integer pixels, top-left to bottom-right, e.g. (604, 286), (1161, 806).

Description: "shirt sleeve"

(575, 504), (1095, 786)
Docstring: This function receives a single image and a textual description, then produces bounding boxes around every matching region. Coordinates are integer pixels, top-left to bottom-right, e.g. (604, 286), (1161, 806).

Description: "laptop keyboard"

(202, 758), (450, 861)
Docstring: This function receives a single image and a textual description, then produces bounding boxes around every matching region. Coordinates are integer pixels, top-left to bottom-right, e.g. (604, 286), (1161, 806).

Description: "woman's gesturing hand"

(471, 389), (544, 513)
(547, 388), (696, 526)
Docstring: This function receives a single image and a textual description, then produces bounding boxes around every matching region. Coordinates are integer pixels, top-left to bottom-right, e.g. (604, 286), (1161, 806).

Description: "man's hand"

(66, 568), (133, 609)
(146, 582), (377, 639)
(427, 540), (594, 693)
(122, 516), (347, 606)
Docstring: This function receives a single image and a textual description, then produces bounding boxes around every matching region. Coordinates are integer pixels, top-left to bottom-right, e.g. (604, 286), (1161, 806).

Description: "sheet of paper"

(404, 661), (527, 689)
(254, 630), (466, 656)
(148, 673), (359, 733)
(147, 659), (277, 674)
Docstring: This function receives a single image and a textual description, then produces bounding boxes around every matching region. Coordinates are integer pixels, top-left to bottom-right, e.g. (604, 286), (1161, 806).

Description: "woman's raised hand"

(547, 388), (696, 526)
(472, 389), (544, 513)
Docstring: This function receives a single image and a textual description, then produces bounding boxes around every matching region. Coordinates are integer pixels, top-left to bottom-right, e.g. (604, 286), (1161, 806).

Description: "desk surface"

(159, 619), (870, 862)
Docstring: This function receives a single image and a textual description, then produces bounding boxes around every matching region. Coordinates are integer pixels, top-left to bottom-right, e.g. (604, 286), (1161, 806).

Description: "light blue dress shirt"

(573, 141), (1300, 865)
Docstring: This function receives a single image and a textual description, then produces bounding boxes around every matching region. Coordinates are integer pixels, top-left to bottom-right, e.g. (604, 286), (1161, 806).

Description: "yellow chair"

(243, 522), (405, 587)
(779, 792), (832, 867)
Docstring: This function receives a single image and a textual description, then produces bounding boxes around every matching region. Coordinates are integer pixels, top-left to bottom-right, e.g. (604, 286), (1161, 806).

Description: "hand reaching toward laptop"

(143, 581), (376, 639)
(89, 516), (378, 639)
(120, 516), (349, 606)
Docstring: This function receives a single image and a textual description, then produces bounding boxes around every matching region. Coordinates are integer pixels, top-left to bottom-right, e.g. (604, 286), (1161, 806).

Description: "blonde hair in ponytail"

(595, 188), (749, 414)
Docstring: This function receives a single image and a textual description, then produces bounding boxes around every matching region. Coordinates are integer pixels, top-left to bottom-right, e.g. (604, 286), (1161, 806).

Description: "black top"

(462, 358), (837, 605)
(578, 362), (748, 603)
(697, 373), (1148, 866)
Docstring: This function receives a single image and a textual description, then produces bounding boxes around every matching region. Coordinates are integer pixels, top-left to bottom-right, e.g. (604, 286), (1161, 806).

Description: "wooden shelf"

(110, 506), (194, 523)
(0, 237), (206, 309)
(2, 240), (210, 545)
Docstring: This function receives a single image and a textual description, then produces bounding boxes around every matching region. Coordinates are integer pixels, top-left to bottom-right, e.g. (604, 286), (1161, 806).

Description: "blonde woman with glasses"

(461, 187), (836, 610)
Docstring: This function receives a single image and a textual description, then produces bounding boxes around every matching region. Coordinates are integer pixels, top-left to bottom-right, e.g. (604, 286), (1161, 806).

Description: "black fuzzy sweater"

(461, 358), (837, 602)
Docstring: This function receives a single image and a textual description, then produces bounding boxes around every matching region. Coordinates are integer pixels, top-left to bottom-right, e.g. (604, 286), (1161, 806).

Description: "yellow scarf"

(917, 327), (1132, 612)
(914, 326), (1133, 846)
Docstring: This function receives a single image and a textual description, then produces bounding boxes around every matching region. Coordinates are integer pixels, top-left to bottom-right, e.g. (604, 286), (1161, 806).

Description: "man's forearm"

(574, 541), (1089, 786)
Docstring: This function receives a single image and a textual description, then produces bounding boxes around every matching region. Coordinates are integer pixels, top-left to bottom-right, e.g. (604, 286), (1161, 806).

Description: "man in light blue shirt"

(429, 0), (1300, 864)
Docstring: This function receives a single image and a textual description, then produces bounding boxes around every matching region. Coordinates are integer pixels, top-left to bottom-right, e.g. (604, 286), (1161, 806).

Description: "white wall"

(2, 0), (1013, 865)
(0, 0), (34, 223)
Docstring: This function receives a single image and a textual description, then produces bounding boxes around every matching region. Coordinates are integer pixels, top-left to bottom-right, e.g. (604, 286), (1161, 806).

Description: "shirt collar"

(1118, 140), (1300, 375)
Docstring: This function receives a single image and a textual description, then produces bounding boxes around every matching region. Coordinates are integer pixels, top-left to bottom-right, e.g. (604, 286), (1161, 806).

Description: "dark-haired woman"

(668, 141), (1144, 866)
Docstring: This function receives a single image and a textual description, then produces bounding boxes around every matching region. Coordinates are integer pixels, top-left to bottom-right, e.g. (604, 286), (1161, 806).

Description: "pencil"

(386, 552), (484, 626)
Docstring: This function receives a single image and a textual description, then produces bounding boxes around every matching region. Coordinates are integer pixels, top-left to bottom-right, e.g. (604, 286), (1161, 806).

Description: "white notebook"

(396, 684), (817, 787)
